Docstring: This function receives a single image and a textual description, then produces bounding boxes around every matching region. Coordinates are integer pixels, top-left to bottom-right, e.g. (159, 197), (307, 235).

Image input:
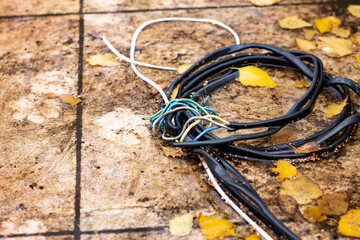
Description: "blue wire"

(193, 126), (220, 141)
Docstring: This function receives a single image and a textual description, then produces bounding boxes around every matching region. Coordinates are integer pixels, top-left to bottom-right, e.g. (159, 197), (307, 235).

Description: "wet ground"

(0, 0), (359, 239)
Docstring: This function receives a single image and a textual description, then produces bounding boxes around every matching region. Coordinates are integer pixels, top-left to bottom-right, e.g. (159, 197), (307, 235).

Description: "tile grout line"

(0, 0), (353, 19)
(74, 0), (84, 239)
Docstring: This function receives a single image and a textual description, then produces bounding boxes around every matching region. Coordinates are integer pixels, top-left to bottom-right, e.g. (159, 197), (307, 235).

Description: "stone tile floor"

(0, 0), (359, 239)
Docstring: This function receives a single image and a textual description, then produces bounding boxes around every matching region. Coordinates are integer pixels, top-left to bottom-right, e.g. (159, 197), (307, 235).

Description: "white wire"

(200, 158), (274, 240)
(101, 17), (240, 104)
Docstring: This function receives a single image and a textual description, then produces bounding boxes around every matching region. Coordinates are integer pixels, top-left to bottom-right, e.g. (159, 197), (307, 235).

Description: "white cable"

(200, 158), (274, 240)
(101, 17), (240, 104)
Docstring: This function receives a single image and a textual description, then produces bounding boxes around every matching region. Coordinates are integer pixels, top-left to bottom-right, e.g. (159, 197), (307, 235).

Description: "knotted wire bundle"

(146, 44), (360, 239)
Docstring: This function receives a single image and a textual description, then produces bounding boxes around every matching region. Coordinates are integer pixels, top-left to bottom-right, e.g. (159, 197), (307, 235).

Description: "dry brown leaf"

(295, 141), (323, 154)
(198, 215), (236, 239)
(44, 92), (58, 98)
(237, 66), (277, 87)
(87, 53), (120, 66)
(248, 0), (279, 6)
(279, 16), (312, 29)
(350, 33), (360, 45)
(162, 146), (183, 158)
(296, 39), (316, 51)
(272, 160), (297, 181)
(317, 37), (353, 57)
(348, 5), (360, 18)
(294, 80), (311, 88)
(169, 213), (193, 236)
(331, 26), (351, 38)
(280, 174), (322, 204)
(170, 85), (180, 101)
(338, 209), (360, 237)
(304, 29), (318, 40)
(177, 63), (193, 74)
(151, 82), (168, 95)
(315, 17), (342, 34)
(271, 128), (297, 144)
(357, 54), (360, 69)
(278, 195), (298, 216)
(324, 97), (348, 118)
(300, 205), (327, 223)
(59, 95), (82, 106)
(317, 192), (350, 216)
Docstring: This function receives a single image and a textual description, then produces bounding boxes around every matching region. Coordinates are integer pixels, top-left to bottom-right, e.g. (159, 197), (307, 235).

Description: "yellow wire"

(179, 115), (230, 142)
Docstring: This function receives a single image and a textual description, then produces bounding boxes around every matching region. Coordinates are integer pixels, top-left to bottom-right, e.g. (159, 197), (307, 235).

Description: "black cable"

(156, 44), (360, 239)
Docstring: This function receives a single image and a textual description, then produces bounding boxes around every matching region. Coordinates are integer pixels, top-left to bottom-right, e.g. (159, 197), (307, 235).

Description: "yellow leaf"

(294, 80), (311, 88)
(58, 95), (82, 106)
(177, 63), (193, 74)
(245, 232), (260, 240)
(304, 29), (318, 40)
(87, 53), (120, 66)
(315, 17), (341, 34)
(317, 37), (353, 57)
(162, 146), (183, 158)
(324, 97), (348, 118)
(350, 33), (360, 45)
(296, 39), (316, 51)
(44, 92), (58, 98)
(331, 26), (350, 38)
(295, 141), (323, 154)
(280, 174), (322, 204)
(338, 209), (360, 237)
(348, 5), (360, 18)
(248, 0), (279, 6)
(170, 84), (180, 100)
(237, 66), (276, 87)
(300, 205), (327, 223)
(279, 16), (312, 29)
(272, 160), (297, 181)
(356, 54), (360, 69)
(317, 192), (350, 216)
(169, 213), (193, 236)
(198, 215), (235, 239)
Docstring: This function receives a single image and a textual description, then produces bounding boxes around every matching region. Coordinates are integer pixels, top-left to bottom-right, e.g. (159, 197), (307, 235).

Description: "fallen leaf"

(300, 205), (327, 223)
(315, 17), (342, 34)
(169, 213), (193, 236)
(304, 29), (318, 40)
(198, 215), (236, 239)
(237, 66), (276, 87)
(248, 0), (279, 6)
(271, 128), (297, 144)
(177, 63), (193, 74)
(331, 26), (351, 38)
(245, 232), (260, 240)
(338, 209), (360, 237)
(44, 92), (58, 98)
(170, 85), (180, 100)
(87, 53), (120, 66)
(317, 37), (353, 57)
(294, 79), (311, 88)
(151, 82), (168, 95)
(357, 54), (360, 69)
(317, 192), (350, 216)
(278, 195), (298, 216)
(280, 174), (322, 204)
(296, 39), (316, 51)
(279, 16), (312, 29)
(348, 5), (360, 18)
(350, 33), (360, 45)
(295, 141), (323, 154)
(162, 146), (183, 157)
(59, 95), (82, 106)
(272, 160), (297, 181)
(324, 97), (348, 118)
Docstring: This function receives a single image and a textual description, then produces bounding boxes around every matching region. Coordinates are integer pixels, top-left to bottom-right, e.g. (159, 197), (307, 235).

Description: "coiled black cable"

(157, 44), (360, 239)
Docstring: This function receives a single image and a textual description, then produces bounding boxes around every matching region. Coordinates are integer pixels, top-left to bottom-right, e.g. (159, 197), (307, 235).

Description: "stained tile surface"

(0, 0), (359, 240)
